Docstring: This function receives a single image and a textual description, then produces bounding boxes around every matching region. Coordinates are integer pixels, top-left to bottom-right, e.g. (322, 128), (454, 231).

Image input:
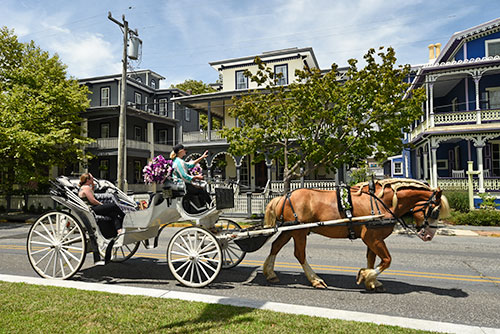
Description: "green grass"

(0, 281), (436, 334)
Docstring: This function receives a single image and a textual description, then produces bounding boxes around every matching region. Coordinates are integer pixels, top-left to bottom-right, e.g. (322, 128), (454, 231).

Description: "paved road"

(1, 222), (500, 329)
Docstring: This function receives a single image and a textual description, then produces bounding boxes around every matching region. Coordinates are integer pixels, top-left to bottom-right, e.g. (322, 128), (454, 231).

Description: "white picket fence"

(270, 180), (337, 193)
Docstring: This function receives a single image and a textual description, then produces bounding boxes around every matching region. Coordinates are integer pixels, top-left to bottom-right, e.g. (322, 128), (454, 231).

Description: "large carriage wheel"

(27, 211), (86, 280)
(99, 241), (141, 263)
(167, 226), (222, 288)
(214, 219), (246, 269)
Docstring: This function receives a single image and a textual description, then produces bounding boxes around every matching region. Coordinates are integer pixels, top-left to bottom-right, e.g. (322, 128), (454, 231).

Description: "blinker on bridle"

(409, 190), (440, 230)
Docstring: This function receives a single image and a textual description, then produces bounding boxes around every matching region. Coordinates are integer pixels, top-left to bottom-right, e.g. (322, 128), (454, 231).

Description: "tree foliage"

(0, 27), (92, 193)
(221, 47), (425, 193)
(171, 79), (221, 130)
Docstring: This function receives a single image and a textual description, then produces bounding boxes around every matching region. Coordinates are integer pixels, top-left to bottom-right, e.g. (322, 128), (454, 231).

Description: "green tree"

(0, 27), (92, 194)
(221, 47), (425, 193)
(171, 79), (221, 130)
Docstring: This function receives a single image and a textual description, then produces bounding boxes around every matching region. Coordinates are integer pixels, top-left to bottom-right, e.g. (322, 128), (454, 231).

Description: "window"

(486, 39), (500, 57)
(100, 123), (110, 138)
(159, 99), (167, 115)
(185, 108), (191, 122)
(393, 161), (403, 175)
(99, 160), (109, 180)
(235, 70), (248, 90)
(135, 77), (142, 83)
(158, 129), (168, 144)
(274, 64), (288, 86)
(134, 126), (142, 141)
(240, 156), (250, 186)
(135, 92), (142, 109)
(437, 160), (448, 170)
(492, 143), (500, 176)
(100, 87), (110, 106)
(150, 80), (156, 89)
(486, 87), (500, 109)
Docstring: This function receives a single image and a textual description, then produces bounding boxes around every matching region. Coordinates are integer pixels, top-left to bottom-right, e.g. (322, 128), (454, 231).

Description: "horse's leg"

(357, 230), (392, 292)
(263, 231), (292, 283)
(291, 230), (327, 289)
(366, 248), (376, 269)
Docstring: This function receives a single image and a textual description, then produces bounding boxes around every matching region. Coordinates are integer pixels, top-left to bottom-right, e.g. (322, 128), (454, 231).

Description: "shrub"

(450, 209), (500, 226)
(478, 192), (500, 210)
(0, 205), (5, 213)
(444, 190), (469, 213)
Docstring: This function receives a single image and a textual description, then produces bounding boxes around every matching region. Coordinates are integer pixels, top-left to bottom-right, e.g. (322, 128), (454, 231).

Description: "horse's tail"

(264, 196), (282, 228)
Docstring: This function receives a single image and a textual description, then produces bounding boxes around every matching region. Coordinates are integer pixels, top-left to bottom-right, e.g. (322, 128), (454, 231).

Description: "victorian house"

(402, 17), (500, 193)
(78, 70), (197, 192)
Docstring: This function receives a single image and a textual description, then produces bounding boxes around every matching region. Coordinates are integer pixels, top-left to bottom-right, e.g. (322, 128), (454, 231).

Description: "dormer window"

(486, 38), (500, 57)
(274, 64), (288, 86)
(235, 70), (248, 90)
(150, 80), (156, 89)
(136, 77), (142, 83)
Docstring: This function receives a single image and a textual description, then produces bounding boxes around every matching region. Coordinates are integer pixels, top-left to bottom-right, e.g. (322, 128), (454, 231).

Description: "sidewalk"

(0, 273), (498, 334)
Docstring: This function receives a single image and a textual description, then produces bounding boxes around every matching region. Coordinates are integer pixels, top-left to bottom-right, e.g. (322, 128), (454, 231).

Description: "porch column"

(423, 147), (429, 181)
(148, 121), (156, 192)
(172, 102), (176, 145)
(416, 151), (421, 180)
(473, 75), (482, 124)
(429, 82), (435, 127)
(476, 145), (485, 193)
(207, 101), (212, 142)
(431, 145), (438, 188)
(425, 84), (430, 128)
(81, 118), (88, 173)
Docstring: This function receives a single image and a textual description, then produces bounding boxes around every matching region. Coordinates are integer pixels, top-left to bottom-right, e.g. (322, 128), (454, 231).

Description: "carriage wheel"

(167, 226), (222, 288)
(99, 241), (140, 263)
(214, 219), (246, 269)
(27, 211), (86, 280)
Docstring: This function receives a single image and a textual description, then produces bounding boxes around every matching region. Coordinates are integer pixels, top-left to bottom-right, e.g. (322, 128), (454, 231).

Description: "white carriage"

(26, 176), (245, 288)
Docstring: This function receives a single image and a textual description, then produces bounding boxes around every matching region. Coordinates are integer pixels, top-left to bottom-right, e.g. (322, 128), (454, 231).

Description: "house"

(171, 47), (345, 192)
(402, 17), (500, 192)
(78, 70), (198, 192)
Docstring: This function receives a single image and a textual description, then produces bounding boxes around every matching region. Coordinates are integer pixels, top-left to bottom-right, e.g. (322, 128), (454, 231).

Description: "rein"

(358, 186), (440, 233)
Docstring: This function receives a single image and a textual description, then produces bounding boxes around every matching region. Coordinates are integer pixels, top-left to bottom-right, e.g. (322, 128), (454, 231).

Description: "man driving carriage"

(170, 144), (212, 212)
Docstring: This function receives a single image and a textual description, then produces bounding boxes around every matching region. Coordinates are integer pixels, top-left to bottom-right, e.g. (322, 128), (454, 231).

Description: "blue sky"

(2, 0), (500, 88)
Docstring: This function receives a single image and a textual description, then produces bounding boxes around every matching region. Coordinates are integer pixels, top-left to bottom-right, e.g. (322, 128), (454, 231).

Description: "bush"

(478, 192), (500, 210)
(449, 209), (500, 226)
(0, 205), (5, 213)
(444, 190), (469, 213)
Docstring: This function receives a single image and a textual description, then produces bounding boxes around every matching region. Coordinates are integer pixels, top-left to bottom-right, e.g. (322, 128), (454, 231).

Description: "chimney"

(435, 43), (442, 58)
(428, 44), (435, 62)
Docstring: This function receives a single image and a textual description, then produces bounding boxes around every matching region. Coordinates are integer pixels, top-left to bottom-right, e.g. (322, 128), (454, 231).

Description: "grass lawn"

(0, 281), (437, 334)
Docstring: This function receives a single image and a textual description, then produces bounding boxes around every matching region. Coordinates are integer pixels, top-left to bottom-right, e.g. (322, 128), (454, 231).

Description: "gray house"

(78, 69), (198, 192)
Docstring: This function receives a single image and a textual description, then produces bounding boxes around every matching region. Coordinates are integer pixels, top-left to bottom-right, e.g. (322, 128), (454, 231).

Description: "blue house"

(402, 17), (500, 193)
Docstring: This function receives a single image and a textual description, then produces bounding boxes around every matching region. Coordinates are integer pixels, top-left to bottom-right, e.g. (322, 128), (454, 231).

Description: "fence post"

(246, 192), (252, 217)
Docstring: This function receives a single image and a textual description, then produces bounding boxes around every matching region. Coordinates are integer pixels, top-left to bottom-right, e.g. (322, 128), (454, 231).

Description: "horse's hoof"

(313, 280), (327, 289)
(356, 268), (367, 285)
(266, 276), (280, 284)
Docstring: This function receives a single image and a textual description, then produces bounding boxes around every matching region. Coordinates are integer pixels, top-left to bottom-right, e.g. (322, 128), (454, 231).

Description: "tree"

(0, 27), (92, 194)
(171, 79), (221, 130)
(221, 47), (425, 193)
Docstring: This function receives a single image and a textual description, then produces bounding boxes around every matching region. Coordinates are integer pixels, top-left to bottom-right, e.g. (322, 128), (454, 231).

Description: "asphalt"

(1, 212), (500, 333)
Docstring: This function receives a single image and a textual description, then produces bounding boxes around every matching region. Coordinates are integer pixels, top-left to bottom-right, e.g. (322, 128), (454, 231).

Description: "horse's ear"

(435, 188), (442, 200)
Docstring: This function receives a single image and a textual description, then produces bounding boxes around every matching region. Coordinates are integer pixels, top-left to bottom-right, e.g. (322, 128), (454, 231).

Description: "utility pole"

(108, 12), (138, 191)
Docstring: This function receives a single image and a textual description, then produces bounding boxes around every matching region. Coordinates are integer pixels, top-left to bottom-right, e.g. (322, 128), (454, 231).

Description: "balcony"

(410, 109), (500, 140)
(87, 138), (170, 152)
(183, 130), (226, 143)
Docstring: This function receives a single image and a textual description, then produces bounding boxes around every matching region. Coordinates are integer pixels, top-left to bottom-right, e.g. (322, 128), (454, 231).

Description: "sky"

(2, 0), (500, 88)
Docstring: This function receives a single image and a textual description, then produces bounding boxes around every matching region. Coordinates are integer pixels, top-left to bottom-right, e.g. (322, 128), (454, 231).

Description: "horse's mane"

(352, 178), (436, 208)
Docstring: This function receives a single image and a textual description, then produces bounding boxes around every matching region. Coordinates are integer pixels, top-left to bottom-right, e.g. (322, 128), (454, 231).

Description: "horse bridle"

(408, 190), (441, 231)
(362, 188), (441, 232)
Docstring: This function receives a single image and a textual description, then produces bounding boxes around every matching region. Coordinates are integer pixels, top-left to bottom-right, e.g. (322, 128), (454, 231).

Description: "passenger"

(170, 144), (212, 208)
(78, 173), (125, 235)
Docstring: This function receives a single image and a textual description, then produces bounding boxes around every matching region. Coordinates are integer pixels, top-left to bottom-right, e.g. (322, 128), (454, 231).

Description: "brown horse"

(262, 178), (450, 291)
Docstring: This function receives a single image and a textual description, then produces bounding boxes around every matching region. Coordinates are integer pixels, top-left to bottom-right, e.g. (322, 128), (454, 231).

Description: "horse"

(262, 178), (450, 292)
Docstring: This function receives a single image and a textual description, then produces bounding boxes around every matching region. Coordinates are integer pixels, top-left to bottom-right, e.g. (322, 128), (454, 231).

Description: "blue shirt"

(172, 157), (195, 184)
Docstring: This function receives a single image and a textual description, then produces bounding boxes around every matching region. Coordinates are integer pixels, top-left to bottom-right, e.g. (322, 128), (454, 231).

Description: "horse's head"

(406, 188), (450, 241)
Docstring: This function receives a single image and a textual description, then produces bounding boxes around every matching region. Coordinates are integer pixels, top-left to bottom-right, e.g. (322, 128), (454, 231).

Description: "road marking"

(5, 244), (500, 284)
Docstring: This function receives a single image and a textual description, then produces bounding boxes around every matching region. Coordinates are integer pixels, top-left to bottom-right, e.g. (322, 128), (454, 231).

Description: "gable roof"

(436, 17), (500, 63)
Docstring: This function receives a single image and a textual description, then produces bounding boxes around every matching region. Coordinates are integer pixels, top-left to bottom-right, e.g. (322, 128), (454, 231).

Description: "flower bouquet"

(143, 155), (173, 184)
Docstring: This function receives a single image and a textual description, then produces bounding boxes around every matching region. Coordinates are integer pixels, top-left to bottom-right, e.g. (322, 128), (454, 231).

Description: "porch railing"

(437, 177), (500, 192)
(270, 180), (337, 194)
(182, 130), (225, 143)
(87, 138), (171, 153)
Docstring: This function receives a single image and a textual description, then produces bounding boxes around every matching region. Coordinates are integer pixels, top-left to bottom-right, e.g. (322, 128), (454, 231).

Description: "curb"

(0, 274), (498, 334)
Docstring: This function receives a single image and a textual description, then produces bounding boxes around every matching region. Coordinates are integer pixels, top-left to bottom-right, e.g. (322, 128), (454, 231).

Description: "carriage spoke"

(199, 249), (219, 257)
(39, 222), (56, 243)
(52, 251), (59, 277)
(59, 249), (76, 272)
(30, 241), (54, 246)
(60, 226), (77, 243)
(181, 261), (192, 280)
(171, 250), (190, 257)
(198, 258), (217, 273)
(58, 254), (65, 277)
(179, 236), (193, 253)
(33, 230), (55, 245)
(48, 216), (56, 238)
(173, 242), (190, 255)
(61, 247), (81, 263)
(195, 235), (207, 252)
(61, 236), (83, 246)
(35, 248), (54, 266)
(30, 247), (51, 255)
(170, 256), (190, 263)
(63, 245), (83, 252)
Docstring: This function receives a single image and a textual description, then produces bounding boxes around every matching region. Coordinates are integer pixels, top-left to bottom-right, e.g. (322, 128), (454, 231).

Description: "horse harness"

(276, 181), (441, 240)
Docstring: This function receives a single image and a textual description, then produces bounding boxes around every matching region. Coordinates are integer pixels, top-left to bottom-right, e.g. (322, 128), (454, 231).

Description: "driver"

(170, 144), (211, 208)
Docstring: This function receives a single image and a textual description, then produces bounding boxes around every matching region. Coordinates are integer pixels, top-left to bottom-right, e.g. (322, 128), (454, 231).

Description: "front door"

(255, 161), (267, 191)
